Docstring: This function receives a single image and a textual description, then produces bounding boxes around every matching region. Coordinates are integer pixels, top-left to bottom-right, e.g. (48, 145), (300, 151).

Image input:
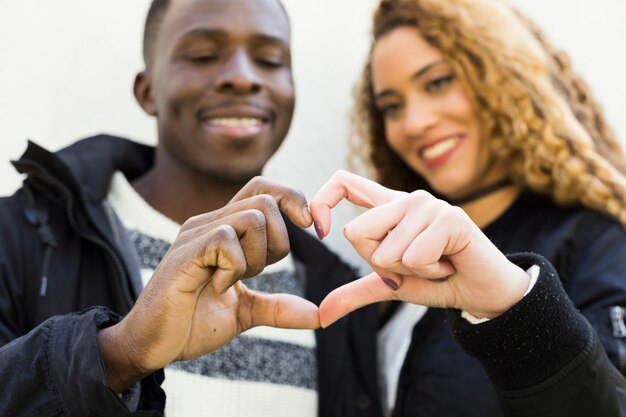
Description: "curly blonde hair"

(351, 0), (626, 226)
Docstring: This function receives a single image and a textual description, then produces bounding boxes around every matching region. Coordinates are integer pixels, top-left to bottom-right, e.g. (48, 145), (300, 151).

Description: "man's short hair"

(142, 0), (170, 68)
(141, 0), (290, 68)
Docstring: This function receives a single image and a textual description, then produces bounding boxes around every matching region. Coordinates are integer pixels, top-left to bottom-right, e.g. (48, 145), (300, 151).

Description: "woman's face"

(371, 26), (507, 199)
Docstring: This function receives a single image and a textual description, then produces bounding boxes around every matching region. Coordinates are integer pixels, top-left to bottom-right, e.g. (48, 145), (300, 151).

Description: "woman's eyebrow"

(375, 59), (447, 100)
(410, 59), (447, 82)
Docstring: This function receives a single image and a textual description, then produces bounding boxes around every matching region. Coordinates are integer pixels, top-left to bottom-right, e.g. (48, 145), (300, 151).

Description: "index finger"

(318, 271), (398, 328)
(309, 170), (406, 239)
(230, 176), (312, 228)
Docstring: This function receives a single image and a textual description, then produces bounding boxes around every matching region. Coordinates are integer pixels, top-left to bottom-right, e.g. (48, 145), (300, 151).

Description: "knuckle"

(176, 226), (204, 243)
(409, 189), (433, 203)
(254, 194), (279, 211)
(180, 213), (202, 231)
(212, 224), (238, 243)
(343, 222), (365, 243)
(401, 251), (420, 269)
(291, 188), (307, 205)
(371, 253), (394, 269)
(176, 227), (192, 241)
(447, 205), (467, 222)
(248, 176), (280, 194)
(332, 169), (350, 182)
(394, 190), (410, 199)
(249, 175), (266, 188)
(243, 208), (267, 228)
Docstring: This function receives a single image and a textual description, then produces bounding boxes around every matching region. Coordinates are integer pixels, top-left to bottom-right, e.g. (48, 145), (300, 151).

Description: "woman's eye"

(425, 74), (455, 92)
(378, 103), (402, 118)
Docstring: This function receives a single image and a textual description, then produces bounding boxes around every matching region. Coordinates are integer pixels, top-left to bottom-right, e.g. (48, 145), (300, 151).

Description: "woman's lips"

(418, 134), (464, 168)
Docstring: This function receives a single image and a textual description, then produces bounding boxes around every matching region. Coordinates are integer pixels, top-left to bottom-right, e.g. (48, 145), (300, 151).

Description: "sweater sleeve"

(0, 307), (166, 417)
(447, 253), (626, 417)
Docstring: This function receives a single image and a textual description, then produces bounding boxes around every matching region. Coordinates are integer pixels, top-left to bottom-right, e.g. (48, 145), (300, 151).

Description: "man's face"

(144, 0), (294, 182)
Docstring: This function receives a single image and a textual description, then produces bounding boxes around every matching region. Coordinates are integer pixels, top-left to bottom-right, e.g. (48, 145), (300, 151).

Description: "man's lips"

(418, 134), (464, 167)
(202, 117), (269, 139)
(199, 104), (273, 139)
(199, 101), (274, 121)
(208, 117), (266, 128)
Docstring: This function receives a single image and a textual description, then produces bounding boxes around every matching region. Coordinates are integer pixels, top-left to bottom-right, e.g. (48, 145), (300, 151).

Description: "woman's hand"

(310, 171), (530, 327)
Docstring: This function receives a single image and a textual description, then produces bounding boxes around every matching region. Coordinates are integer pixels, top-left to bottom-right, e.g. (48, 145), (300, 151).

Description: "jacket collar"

(13, 134), (154, 203)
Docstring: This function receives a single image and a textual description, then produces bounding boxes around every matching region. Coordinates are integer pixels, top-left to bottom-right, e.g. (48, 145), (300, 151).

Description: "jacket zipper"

(335, 385), (345, 417)
(610, 305), (626, 374)
(17, 159), (135, 310)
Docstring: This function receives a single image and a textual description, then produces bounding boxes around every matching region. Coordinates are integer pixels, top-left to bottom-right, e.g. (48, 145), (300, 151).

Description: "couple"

(2, 0), (626, 416)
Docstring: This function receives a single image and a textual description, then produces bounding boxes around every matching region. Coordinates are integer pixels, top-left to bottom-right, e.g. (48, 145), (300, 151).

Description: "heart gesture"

(310, 171), (530, 327)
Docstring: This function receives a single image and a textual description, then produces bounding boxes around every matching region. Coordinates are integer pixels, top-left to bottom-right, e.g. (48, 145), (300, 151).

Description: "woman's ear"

(133, 71), (157, 116)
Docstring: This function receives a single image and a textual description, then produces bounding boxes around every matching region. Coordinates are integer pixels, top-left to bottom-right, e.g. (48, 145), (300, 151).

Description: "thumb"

(319, 271), (399, 328)
(243, 289), (321, 331)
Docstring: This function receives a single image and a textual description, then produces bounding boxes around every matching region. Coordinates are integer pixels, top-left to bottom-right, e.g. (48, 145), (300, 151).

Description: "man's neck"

(131, 163), (248, 225)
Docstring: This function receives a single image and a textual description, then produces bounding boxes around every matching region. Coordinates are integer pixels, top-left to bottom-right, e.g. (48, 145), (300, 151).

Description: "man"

(0, 0), (378, 415)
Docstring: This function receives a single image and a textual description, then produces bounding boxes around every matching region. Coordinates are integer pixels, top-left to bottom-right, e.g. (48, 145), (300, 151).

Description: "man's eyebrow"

(177, 28), (228, 42)
(251, 34), (290, 47)
(375, 59), (448, 101)
(176, 28), (289, 46)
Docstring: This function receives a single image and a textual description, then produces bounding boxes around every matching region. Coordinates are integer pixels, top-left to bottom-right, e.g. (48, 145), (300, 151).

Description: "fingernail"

(302, 205), (312, 224)
(381, 277), (399, 291)
(314, 221), (324, 240)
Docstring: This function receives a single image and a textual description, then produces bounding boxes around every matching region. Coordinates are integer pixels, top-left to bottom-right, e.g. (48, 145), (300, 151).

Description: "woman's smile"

(418, 134), (465, 168)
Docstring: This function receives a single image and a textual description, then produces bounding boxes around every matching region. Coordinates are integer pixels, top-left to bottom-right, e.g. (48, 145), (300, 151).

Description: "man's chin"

(204, 168), (261, 185)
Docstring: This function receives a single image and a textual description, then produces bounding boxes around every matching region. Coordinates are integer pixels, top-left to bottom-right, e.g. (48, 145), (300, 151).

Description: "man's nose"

(215, 50), (262, 94)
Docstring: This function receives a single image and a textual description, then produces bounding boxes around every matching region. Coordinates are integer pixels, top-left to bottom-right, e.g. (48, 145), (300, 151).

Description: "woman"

(310, 0), (626, 416)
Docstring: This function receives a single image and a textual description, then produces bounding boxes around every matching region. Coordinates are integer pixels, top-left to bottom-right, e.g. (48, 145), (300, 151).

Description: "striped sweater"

(107, 172), (317, 417)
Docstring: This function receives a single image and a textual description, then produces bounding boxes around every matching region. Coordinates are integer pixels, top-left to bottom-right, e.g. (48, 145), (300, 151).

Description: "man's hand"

(97, 178), (318, 392)
(309, 171), (530, 328)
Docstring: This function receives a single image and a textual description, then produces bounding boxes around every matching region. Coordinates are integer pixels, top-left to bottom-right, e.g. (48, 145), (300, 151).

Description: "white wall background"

(1, 0), (625, 270)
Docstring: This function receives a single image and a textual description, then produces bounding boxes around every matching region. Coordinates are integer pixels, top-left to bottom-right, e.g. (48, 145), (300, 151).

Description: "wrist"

(97, 322), (151, 393)
(467, 264), (531, 319)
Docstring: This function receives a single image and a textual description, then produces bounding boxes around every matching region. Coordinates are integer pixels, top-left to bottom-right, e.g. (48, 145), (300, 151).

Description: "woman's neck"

(459, 182), (522, 229)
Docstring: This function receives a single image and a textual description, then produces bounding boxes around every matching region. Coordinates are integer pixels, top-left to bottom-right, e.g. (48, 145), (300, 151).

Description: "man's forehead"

(162, 0), (290, 41)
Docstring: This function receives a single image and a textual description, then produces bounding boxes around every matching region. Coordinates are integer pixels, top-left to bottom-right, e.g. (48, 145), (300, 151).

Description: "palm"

(182, 283), (243, 360)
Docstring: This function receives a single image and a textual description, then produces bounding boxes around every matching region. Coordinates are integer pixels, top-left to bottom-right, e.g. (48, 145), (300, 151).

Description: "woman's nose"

(403, 99), (438, 138)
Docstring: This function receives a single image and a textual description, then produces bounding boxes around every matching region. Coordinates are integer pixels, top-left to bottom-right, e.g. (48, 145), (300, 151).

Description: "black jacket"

(0, 135), (368, 416)
(1, 135), (625, 416)
(380, 192), (626, 417)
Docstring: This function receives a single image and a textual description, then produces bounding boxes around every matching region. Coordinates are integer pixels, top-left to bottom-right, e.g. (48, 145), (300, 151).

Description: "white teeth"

(208, 118), (264, 128)
(421, 137), (460, 160)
